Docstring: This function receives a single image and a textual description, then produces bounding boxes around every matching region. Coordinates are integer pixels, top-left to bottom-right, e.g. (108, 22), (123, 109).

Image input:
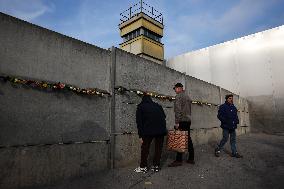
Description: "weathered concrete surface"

(115, 93), (175, 134)
(29, 133), (284, 189)
(0, 12), (252, 188)
(190, 126), (250, 146)
(185, 76), (220, 105)
(113, 48), (251, 168)
(238, 97), (250, 127)
(0, 12), (111, 90)
(0, 142), (109, 189)
(248, 95), (283, 134)
(191, 104), (219, 129)
(114, 48), (182, 168)
(115, 48), (184, 96)
(0, 82), (110, 146)
(114, 134), (140, 168)
(114, 93), (175, 167)
(0, 12), (111, 188)
(110, 126), (250, 168)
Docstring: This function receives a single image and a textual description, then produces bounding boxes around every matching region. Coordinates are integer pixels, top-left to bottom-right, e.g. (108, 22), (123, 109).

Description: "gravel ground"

(33, 133), (284, 189)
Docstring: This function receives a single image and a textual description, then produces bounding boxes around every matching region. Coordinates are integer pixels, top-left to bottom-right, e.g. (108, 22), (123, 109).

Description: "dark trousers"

(140, 135), (164, 168)
(176, 121), (194, 162)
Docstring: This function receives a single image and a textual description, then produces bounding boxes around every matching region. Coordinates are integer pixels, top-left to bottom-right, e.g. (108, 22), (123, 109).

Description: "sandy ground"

(32, 133), (284, 189)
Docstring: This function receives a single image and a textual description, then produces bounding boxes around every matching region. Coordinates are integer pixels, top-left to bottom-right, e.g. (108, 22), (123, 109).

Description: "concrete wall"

(114, 48), (250, 167)
(0, 13), (111, 188)
(0, 143), (108, 188)
(114, 49), (183, 167)
(167, 25), (284, 133)
(0, 13), (250, 188)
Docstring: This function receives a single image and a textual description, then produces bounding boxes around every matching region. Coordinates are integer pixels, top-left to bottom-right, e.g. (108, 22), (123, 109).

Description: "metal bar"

(146, 10), (152, 14)
(153, 7), (159, 12)
(119, 1), (163, 24)
(140, 0), (143, 12)
(0, 140), (110, 149)
(154, 13), (162, 19)
(133, 8), (141, 13)
(121, 7), (130, 14)
(153, 15), (159, 19)
(111, 132), (137, 135)
(143, 2), (151, 8)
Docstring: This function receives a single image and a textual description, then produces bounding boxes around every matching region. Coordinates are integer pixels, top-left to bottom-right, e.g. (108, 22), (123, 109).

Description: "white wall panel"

(167, 25), (284, 132)
(167, 26), (284, 98)
(209, 42), (239, 95)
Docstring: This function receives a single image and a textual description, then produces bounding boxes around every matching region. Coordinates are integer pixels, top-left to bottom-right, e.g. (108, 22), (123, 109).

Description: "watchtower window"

(123, 29), (141, 42)
(142, 28), (161, 42)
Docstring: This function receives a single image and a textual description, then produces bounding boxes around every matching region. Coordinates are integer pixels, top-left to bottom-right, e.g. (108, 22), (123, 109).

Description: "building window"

(142, 28), (161, 42)
(123, 29), (142, 42)
(122, 28), (161, 43)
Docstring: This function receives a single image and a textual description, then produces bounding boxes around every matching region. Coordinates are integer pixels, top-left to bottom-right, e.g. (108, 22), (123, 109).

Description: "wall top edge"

(168, 24), (284, 60)
(0, 12), (111, 54)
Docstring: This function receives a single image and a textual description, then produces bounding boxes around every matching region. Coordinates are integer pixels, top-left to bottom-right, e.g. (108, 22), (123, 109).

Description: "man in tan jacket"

(168, 83), (195, 167)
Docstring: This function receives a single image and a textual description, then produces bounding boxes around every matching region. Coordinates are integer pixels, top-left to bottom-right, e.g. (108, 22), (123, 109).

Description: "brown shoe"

(186, 160), (195, 164)
(168, 161), (182, 167)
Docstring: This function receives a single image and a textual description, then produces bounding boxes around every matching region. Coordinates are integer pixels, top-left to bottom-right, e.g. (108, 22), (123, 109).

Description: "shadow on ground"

(27, 133), (284, 189)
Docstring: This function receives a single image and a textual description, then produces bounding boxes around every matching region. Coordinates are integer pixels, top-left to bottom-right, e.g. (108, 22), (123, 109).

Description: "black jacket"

(217, 102), (239, 130)
(136, 96), (167, 138)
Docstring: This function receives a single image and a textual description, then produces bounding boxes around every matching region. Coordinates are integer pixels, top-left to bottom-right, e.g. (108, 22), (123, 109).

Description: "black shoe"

(215, 149), (220, 157)
(186, 160), (195, 164)
(151, 165), (160, 172)
(232, 153), (243, 158)
(168, 161), (182, 167)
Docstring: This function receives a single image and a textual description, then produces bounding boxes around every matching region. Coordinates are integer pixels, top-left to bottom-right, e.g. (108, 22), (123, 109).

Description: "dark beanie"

(173, 83), (183, 89)
(225, 94), (233, 100)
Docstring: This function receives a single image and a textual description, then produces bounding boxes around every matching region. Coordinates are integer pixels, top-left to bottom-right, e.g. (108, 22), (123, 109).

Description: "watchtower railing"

(120, 0), (163, 24)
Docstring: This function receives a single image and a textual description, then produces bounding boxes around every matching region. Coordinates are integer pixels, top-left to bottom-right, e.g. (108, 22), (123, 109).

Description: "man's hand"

(139, 138), (143, 144)
(174, 123), (179, 130)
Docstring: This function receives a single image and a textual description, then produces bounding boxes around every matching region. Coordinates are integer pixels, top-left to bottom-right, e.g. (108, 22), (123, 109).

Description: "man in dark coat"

(134, 95), (167, 173)
(215, 94), (243, 158)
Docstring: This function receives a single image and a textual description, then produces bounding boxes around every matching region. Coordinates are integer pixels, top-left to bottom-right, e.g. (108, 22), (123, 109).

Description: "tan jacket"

(174, 91), (192, 123)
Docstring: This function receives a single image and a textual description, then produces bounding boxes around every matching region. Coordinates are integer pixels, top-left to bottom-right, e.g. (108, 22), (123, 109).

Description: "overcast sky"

(1, 0), (284, 58)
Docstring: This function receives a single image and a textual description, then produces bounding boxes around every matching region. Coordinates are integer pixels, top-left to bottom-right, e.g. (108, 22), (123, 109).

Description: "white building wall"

(167, 25), (284, 133)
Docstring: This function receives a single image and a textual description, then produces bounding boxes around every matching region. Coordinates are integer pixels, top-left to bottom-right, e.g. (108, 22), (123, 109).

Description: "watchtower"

(119, 1), (164, 64)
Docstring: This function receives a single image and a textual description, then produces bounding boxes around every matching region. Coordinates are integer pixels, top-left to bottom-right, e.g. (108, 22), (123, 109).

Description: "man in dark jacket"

(134, 95), (167, 173)
(168, 83), (195, 167)
(215, 94), (243, 158)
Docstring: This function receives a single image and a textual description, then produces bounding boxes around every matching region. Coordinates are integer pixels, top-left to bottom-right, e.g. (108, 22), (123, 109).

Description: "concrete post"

(110, 46), (116, 169)
(219, 86), (222, 104)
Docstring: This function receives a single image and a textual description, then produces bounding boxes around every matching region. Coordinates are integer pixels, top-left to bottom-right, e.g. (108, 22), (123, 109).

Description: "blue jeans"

(217, 129), (237, 155)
